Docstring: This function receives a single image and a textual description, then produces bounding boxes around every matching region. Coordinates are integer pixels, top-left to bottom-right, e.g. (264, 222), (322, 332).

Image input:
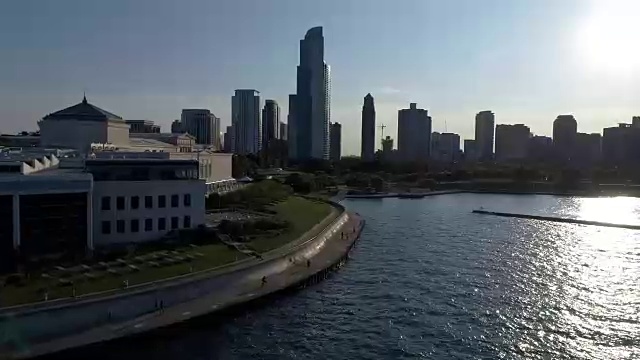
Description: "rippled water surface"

(83, 194), (640, 359)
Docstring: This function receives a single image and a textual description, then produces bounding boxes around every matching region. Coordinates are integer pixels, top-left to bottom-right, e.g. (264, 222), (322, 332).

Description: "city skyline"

(2, 0), (640, 155)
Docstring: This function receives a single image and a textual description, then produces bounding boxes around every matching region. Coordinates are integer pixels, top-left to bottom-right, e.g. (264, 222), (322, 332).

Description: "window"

(171, 216), (179, 229)
(116, 196), (125, 210)
(131, 196), (139, 210)
(145, 196), (153, 209)
(183, 216), (191, 228)
(101, 221), (111, 234)
(184, 194), (191, 207)
(116, 220), (125, 233)
(145, 218), (153, 231)
(171, 194), (179, 208)
(158, 195), (166, 208)
(101, 196), (110, 211)
(131, 219), (139, 233)
(158, 217), (166, 231)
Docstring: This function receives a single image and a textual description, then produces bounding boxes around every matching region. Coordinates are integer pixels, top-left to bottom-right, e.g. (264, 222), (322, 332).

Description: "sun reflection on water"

(577, 197), (640, 225)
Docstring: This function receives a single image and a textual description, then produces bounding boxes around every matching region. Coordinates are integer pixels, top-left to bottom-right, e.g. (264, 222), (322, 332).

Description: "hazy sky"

(1, 0), (639, 155)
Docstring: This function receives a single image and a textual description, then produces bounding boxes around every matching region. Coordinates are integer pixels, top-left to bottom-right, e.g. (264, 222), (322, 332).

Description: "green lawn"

(0, 244), (247, 308)
(247, 196), (335, 253)
(0, 196), (336, 308)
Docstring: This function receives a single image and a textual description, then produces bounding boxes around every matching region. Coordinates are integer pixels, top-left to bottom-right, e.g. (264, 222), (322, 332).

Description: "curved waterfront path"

(15, 213), (364, 359)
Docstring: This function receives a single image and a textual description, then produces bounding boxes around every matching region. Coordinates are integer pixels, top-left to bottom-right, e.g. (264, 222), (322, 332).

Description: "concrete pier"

(473, 209), (640, 230)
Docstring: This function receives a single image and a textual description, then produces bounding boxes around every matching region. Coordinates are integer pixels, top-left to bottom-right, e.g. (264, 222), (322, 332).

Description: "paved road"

(18, 213), (364, 359)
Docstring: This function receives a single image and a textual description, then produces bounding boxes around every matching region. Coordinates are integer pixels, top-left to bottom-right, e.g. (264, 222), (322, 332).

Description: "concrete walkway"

(17, 214), (364, 359)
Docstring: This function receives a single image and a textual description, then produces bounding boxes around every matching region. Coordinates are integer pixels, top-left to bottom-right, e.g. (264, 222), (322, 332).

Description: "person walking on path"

(159, 300), (164, 314)
(261, 276), (267, 287)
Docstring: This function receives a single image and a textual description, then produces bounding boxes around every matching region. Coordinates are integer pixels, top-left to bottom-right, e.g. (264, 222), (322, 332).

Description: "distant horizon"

(2, 0), (639, 155)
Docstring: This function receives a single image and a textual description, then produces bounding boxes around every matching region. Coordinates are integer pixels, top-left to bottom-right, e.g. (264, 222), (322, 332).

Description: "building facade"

(39, 96), (130, 152)
(361, 93), (376, 162)
(527, 135), (553, 163)
(261, 100), (280, 151)
(223, 125), (234, 153)
(463, 139), (476, 161)
(126, 120), (160, 134)
(232, 89), (261, 155)
(329, 122), (342, 162)
(474, 110), (495, 161)
(575, 132), (601, 167)
(552, 114), (578, 164)
(397, 103), (431, 162)
(292, 27), (330, 160)
(279, 121), (288, 141)
(431, 132), (461, 163)
(180, 109), (218, 146)
(495, 124), (531, 162)
(602, 123), (640, 165)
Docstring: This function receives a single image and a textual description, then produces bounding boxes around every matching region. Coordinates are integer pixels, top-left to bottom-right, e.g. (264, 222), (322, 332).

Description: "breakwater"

(472, 209), (640, 230)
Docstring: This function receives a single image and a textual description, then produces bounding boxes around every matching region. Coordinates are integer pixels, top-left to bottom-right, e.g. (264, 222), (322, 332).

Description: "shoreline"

(3, 203), (365, 360)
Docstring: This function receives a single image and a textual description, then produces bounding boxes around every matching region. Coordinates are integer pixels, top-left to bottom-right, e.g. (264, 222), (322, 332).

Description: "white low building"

(0, 150), (207, 272)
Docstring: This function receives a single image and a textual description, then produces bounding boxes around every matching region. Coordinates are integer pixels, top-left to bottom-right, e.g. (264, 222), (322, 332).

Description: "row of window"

(101, 216), (191, 235)
(101, 194), (191, 211)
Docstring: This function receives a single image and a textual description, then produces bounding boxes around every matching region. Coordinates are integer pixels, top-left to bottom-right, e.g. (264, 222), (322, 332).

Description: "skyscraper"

(397, 103), (432, 162)
(361, 93), (376, 162)
(180, 109), (217, 145)
(475, 111), (495, 161)
(231, 89), (261, 155)
(287, 94), (297, 159)
(223, 125), (234, 153)
(495, 124), (531, 162)
(279, 121), (288, 141)
(262, 100), (280, 151)
(330, 122), (342, 162)
(292, 26), (330, 160)
(431, 132), (461, 163)
(171, 119), (182, 133)
(552, 114), (578, 163)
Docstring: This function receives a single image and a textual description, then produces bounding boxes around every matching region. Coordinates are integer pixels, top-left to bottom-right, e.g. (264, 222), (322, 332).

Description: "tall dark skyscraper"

(552, 114), (578, 163)
(292, 26), (330, 160)
(474, 110), (495, 161)
(361, 93), (376, 162)
(397, 103), (432, 162)
(261, 100), (280, 151)
(330, 122), (342, 162)
(232, 89), (261, 155)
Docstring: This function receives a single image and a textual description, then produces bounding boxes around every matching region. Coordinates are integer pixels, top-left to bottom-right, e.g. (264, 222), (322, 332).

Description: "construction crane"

(378, 124), (386, 139)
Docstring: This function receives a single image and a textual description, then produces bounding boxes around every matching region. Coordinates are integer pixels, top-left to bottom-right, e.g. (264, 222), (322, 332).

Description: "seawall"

(1, 202), (364, 359)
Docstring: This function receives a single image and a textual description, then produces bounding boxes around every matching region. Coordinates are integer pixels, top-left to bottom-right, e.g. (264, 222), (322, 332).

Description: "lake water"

(59, 193), (640, 359)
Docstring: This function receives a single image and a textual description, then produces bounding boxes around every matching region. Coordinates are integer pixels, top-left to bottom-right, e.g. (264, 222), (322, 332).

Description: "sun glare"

(576, 1), (640, 74)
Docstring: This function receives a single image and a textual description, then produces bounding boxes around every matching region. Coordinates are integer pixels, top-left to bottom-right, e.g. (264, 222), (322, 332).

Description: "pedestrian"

(306, 259), (311, 268)
(261, 276), (267, 286)
(160, 300), (164, 314)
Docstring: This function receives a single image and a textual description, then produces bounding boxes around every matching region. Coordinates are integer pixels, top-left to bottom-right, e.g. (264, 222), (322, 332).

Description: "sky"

(1, 0), (640, 155)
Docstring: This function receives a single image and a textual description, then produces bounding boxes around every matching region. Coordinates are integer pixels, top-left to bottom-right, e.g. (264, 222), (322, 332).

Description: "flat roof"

(86, 159), (198, 166)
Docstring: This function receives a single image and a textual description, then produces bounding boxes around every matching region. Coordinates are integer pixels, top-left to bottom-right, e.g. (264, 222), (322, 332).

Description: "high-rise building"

(602, 123), (640, 165)
(552, 114), (578, 163)
(232, 89), (261, 155)
(330, 122), (341, 162)
(397, 103), (432, 162)
(180, 109), (219, 146)
(464, 139), (477, 161)
(261, 100), (280, 151)
(279, 121), (288, 141)
(527, 135), (553, 162)
(287, 94), (297, 160)
(575, 132), (601, 167)
(361, 93), (376, 162)
(223, 125), (234, 153)
(171, 119), (182, 133)
(381, 136), (394, 162)
(633, 116), (640, 128)
(495, 124), (531, 162)
(292, 26), (330, 160)
(475, 111), (495, 161)
(431, 132), (461, 163)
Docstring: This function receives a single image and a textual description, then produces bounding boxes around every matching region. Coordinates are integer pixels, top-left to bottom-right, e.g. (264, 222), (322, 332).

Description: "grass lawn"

(248, 196), (335, 253)
(0, 244), (247, 308)
(0, 196), (336, 308)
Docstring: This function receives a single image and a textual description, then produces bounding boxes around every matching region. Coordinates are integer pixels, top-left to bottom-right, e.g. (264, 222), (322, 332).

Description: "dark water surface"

(71, 194), (640, 359)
